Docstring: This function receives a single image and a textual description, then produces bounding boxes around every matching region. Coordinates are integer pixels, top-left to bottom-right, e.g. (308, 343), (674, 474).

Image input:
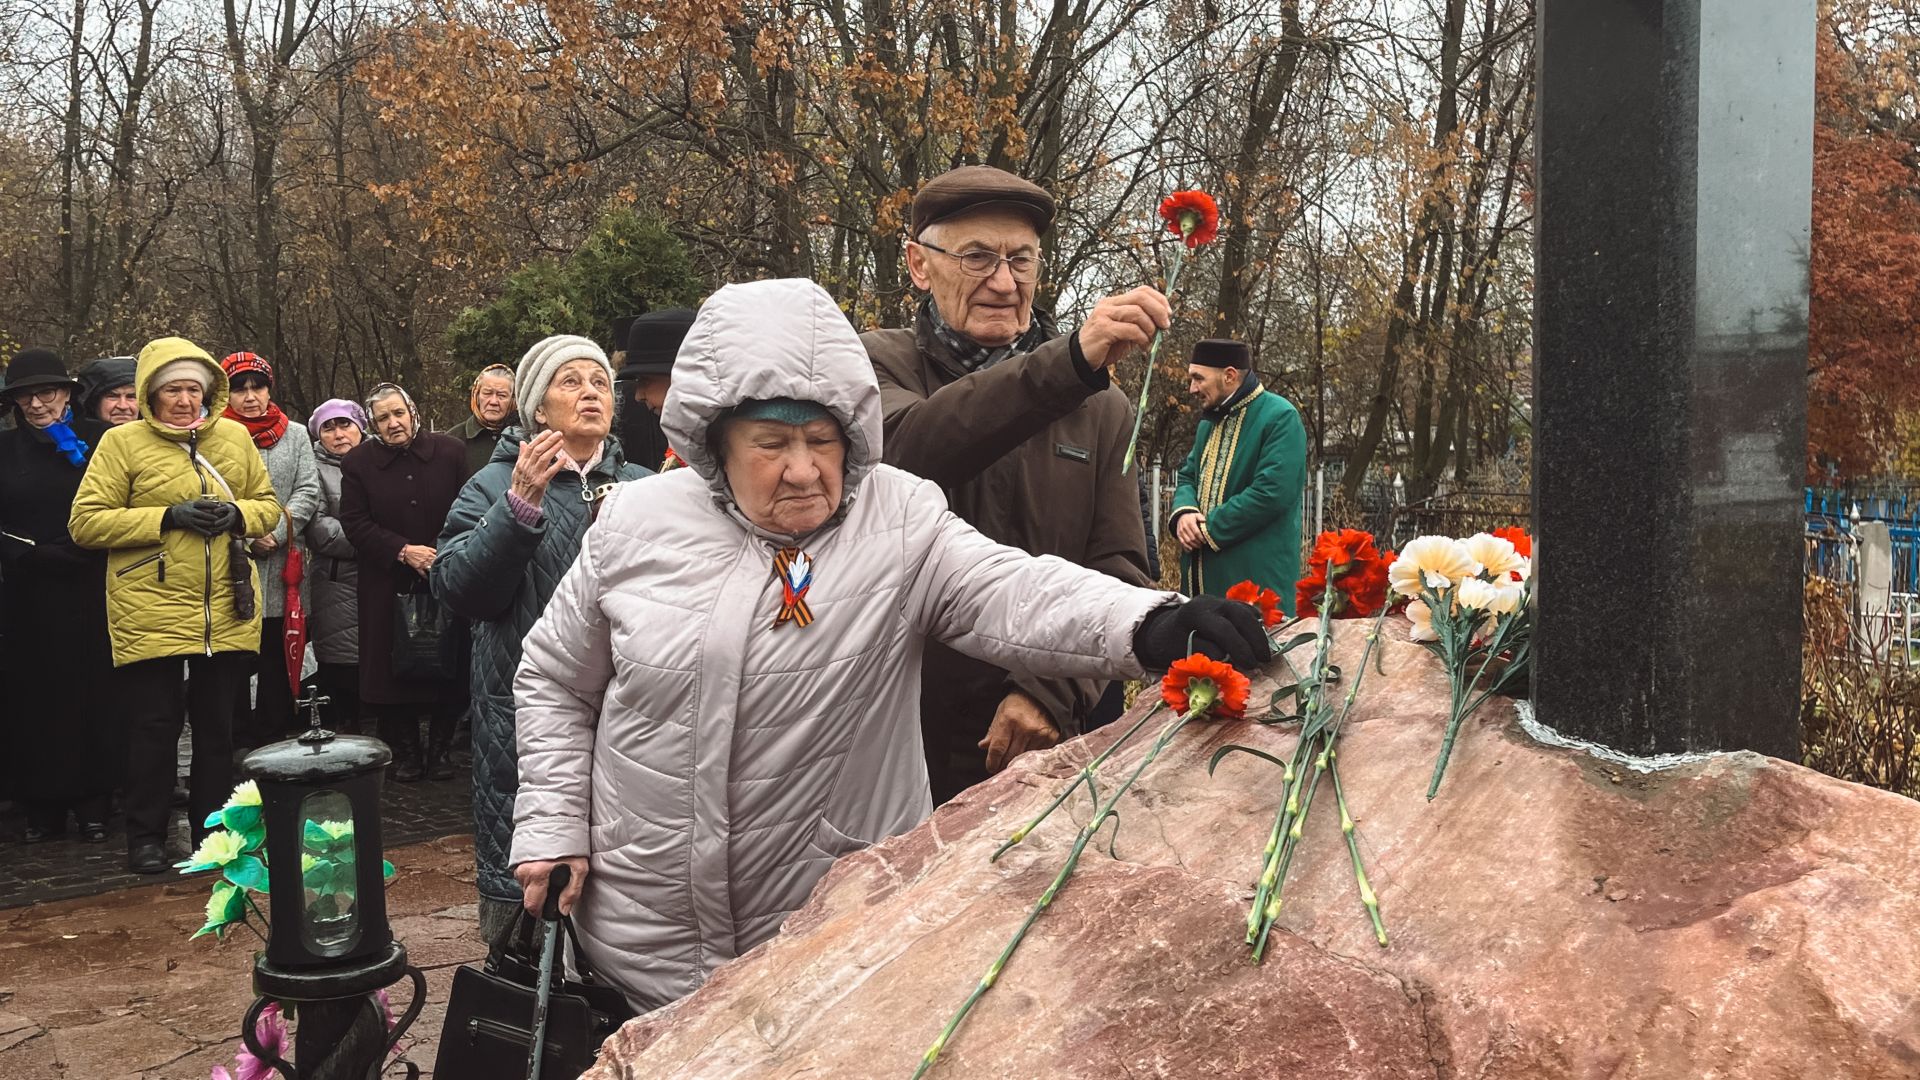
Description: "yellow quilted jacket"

(68, 338), (281, 666)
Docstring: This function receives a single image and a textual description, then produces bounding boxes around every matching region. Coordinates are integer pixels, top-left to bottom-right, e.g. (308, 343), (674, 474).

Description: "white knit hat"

(514, 335), (612, 432)
(149, 358), (214, 396)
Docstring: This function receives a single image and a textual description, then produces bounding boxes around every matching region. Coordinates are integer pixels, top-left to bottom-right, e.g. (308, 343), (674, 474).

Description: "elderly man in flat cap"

(863, 164), (1170, 802)
(1170, 338), (1307, 609)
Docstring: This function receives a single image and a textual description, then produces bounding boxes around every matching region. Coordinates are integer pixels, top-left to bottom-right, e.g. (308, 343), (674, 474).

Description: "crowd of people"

(0, 165), (1304, 1013)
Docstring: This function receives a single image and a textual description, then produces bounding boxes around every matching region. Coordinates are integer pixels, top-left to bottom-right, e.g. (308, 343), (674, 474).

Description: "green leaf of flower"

(303, 819), (334, 846)
(1277, 632), (1318, 653)
(382, 860), (395, 881)
(224, 853), (269, 892)
(221, 804), (262, 836)
(202, 809), (226, 830)
(303, 858), (333, 892)
(1208, 744), (1291, 775)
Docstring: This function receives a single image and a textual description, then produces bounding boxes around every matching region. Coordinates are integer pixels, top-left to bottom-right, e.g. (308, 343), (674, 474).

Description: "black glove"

(205, 501), (241, 535)
(1133, 595), (1274, 673)
(162, 500), (230, 537)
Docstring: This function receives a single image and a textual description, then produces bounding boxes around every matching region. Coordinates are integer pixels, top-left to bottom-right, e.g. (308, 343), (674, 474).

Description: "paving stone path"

(0, 834), (486, 1078)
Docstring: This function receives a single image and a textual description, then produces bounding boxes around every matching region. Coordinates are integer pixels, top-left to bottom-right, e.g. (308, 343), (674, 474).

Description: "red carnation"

(1161, 652), (1251, 719)
(1296, 529), (1392, 619)
(1492, 525), (1531, 559)
(1159, 190), (1220, 249)
(1225, 580), (1284, 627)
(1492, 525), (1531, 581)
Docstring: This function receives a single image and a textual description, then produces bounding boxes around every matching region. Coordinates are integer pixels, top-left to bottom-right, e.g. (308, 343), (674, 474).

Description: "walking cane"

(525, 863), (571, 1080)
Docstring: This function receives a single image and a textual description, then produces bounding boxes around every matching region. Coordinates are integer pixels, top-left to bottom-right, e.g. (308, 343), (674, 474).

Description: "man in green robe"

(1169, 339), (1308, 610)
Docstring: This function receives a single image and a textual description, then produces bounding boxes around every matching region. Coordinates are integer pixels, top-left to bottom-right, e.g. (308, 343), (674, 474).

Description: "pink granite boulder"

(585, 625), (1920, 1079)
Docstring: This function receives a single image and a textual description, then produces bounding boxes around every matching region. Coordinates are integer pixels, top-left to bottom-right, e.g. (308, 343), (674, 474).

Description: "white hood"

(659, 278), (883, 513)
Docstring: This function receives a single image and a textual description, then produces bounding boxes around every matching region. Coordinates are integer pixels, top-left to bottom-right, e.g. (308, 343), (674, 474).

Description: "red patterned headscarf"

(220, 351), (290, 448)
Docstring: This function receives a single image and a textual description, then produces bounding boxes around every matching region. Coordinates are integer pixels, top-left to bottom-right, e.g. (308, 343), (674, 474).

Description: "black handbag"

(390, 586), (453, 681)
(434, 909), (635, 1080)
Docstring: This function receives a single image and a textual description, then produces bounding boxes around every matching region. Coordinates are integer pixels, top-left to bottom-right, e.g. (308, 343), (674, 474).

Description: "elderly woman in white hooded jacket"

(511, 278), (1268, 1012)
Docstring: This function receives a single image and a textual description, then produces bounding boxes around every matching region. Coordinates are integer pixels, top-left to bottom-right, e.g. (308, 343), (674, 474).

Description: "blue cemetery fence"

(1805, 486), (1920, 593)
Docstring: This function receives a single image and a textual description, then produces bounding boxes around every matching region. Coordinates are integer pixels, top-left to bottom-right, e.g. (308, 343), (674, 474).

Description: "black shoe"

(24, 824), (57, 844)
(426, 755), (455, 782)
(79, 821), (109, 844)
(127, 842), (170, 874)
(392, 759), (426, 783)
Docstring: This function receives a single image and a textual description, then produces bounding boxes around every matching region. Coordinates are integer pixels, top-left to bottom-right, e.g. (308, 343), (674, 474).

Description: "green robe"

(1171, 381), (1307, 610)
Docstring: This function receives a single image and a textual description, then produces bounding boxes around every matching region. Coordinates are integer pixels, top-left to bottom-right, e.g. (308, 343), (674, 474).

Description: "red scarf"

(226, 402), (290, 448)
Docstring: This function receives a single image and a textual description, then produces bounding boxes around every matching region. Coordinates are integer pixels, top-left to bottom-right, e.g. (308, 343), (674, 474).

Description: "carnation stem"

(1331, 754), (1387, 947)
(1120, 244), (1193, 474)
(1426, 663), (1470, 800)
(992, 701), (1165, 862)
(1251, 605), (1392, 958)
(1245, 733), (1316, 941)
(914, 705), (1203, 1078)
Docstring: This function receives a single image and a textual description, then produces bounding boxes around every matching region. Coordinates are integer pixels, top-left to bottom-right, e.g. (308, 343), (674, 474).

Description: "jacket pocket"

(115, 549), (166, 583)
(807, 815), (869, 861)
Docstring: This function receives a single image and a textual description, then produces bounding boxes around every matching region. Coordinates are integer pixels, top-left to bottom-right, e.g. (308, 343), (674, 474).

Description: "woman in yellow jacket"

(69, 338), (280, 873)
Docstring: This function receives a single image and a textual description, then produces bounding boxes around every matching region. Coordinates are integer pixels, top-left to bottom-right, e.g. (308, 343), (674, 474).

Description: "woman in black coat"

(0, 349), (118, 842)
(338, 383), (469, 780)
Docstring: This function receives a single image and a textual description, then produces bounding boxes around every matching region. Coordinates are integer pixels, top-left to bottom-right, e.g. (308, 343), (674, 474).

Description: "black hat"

(608, 315), (637, 358)
(1189, 338), (1251, 370)
(910, 165), (1056, 239)
(3, 348), (79, 397)
(620, 309), (698, 378)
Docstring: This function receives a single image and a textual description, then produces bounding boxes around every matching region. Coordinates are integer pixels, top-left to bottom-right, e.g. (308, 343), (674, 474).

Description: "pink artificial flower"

(227, 1002), (287, 1080)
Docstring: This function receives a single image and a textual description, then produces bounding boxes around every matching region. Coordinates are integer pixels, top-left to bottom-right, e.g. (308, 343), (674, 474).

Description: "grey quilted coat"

(431, 428), (651, 905)
(508, 278), (1177, 1011)
(304, 447), (359, 665)
(252, 431), (321, 618)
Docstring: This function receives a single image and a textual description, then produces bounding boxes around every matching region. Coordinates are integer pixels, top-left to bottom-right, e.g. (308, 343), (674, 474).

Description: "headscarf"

(365, 383), (420, 447)
(220, 352), (291, 448)
(469, 364), (516, 431)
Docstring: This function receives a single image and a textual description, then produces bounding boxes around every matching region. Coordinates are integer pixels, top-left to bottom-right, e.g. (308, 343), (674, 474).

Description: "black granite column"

(1533, 0), (1812, 758)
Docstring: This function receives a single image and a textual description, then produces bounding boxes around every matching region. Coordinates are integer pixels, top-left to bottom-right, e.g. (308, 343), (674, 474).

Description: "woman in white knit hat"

(431, 334), (655, 942)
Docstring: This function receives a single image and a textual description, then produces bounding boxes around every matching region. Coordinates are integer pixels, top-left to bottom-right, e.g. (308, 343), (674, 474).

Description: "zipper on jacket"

(192, 430), (214, 657)
(115, 550), (165, 580)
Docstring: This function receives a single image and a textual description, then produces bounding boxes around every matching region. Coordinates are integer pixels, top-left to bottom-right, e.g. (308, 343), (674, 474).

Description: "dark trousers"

(375, 700), (461, 764)
(314, 662), (363, 734)
(234, 618), (296, 748)
(122, 652), (250, 849)
(23, 794), (111, 832)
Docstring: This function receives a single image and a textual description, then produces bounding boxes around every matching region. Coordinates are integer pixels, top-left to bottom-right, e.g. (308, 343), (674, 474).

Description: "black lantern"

(248, 719), (393, 968)
(239, 692), (425, 1078)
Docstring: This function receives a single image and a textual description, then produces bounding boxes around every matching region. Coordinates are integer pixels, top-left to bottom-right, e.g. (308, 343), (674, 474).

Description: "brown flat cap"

(910, 165), (1056, 238)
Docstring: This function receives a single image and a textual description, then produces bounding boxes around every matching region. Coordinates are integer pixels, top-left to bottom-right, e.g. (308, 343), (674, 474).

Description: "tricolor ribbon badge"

(774, 547), (814, 628)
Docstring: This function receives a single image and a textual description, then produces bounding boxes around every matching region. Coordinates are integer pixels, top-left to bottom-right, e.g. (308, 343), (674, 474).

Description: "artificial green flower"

(176, 829), (248, 873)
